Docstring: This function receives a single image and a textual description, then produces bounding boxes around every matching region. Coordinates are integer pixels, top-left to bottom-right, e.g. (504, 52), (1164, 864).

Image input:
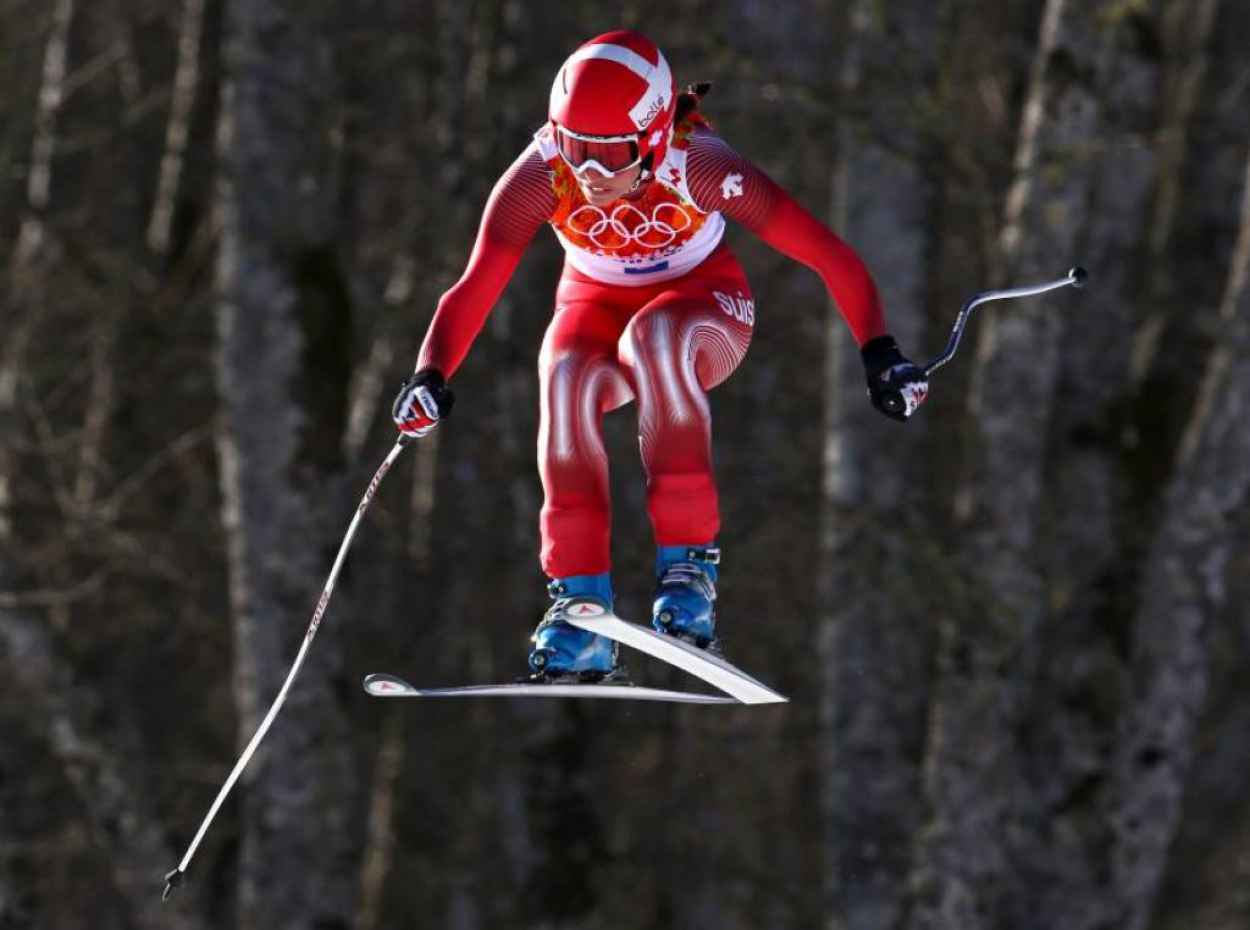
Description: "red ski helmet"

(548, 30), (677, 178)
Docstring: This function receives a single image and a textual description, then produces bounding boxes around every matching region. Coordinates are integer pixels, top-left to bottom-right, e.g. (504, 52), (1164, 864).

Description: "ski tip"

(744, 692), (790, 705)
(162, 867), (183, 902)
(363, 673), (415, 696)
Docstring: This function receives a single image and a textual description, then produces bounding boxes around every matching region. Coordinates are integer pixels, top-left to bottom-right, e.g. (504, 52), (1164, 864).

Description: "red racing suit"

(417, 116), (886, 578)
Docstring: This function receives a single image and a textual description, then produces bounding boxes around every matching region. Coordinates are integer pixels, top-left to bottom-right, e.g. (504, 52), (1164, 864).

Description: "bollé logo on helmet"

(636, 92), (668, 130)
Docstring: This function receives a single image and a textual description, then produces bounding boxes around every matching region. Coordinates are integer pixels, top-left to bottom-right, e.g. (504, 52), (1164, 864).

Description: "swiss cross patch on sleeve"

(721, 172), (744, 199)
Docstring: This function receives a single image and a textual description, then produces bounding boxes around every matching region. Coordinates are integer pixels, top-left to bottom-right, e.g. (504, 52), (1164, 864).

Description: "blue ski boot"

(527, 573), (621, 681)
(652, 544), (719, 648)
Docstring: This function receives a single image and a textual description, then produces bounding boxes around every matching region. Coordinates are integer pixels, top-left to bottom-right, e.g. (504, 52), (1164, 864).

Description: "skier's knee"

(541, 347), (600, 395)
(622, 309), (678, 362)
(542, 348), (632, 412)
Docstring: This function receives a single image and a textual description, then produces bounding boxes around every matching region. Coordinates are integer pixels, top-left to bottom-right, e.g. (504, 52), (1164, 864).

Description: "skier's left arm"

(686, 133), (928, 421)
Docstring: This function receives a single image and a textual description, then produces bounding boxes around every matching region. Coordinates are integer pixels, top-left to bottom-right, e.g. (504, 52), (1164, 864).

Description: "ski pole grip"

(415, 385), (440, 421)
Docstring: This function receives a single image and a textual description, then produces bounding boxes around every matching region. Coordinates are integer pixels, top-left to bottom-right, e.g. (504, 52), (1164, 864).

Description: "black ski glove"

(392, 368), (455, 438)
(861, 335), (929, 422)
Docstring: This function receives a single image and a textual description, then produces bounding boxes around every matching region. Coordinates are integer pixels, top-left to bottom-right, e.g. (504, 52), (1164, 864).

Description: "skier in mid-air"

(392, 29), (930, 682)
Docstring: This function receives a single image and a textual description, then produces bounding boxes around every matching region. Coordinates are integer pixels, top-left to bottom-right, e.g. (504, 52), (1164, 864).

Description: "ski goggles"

(554, 125), (641, 176)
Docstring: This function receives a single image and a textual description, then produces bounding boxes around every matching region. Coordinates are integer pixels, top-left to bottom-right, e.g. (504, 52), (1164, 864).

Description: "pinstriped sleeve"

(685, 130), (886, 347)
(416, 143), (556, 379)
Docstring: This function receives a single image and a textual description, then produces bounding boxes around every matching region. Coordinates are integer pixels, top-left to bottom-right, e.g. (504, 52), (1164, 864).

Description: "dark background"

(3, 1), (1249, 928)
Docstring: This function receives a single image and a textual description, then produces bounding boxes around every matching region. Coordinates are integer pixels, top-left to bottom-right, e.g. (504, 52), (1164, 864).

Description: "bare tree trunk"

(0, 324), (31, 544)
(1146, 521), (1250, 930)
(214, 1), (361, 927)
(2, 0), (74, 542)
(1, 13), (76, 924)
(1109, 142), (1250, 930)
(1010, 4), (1165, 928)
(1130, 0), (1221, 381)
(73, 320), (115, 514)
(354, 711), (403, 930)
(342, 325), (396, 465)
(147, 0), (207, 256)
(818, 2), (938, 929)
(1147, 15), (1250, 914)
(1045, 0), (1163, 593)
(909, 2), (1119, 927)
(21, 0), (72, 236)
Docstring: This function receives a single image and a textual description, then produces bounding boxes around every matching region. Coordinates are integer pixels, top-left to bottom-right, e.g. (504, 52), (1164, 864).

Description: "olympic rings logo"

(566, 202), (694, 251)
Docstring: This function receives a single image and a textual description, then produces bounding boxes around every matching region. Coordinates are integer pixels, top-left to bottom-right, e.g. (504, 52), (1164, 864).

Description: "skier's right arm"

(394, 144), (555, 438)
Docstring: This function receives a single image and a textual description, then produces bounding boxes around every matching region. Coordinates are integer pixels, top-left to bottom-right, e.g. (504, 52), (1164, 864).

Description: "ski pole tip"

(162, 867), (184, 902)
(1069, 266), (1088, 289)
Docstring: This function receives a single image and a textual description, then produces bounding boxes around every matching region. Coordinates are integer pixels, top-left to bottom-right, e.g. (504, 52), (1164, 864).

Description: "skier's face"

(578, 164), (643, 205)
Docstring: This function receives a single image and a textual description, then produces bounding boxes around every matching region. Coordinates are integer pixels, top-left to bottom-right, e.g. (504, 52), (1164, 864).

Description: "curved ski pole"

(879, 266), (1087, 417)
(162, 435), (413, 902)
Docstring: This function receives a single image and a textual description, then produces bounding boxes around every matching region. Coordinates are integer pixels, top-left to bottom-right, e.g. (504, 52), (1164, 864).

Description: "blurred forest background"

(3, 0), (1250, 928)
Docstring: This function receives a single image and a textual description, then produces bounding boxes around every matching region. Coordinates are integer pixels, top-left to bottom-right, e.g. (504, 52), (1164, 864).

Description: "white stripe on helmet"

(561, 42), (672, 131)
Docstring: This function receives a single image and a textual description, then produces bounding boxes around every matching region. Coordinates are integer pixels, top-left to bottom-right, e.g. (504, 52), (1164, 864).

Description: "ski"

(364, 610), (787, 706)
(363, 673), (735, 704)
(562, 610), (787, 705)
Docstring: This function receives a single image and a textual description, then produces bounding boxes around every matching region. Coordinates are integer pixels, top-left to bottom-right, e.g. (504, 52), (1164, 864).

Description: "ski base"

(563, 610), (788, 705)
(363, 673), (735, 704)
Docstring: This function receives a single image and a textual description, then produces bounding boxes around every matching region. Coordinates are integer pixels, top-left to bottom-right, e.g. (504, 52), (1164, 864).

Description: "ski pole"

(163, 435), (412, 902)
(879, 266), (1087, 416)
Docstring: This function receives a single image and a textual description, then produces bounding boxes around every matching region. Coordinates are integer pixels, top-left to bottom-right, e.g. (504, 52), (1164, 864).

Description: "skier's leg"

(618, 284), (754, 549)
(538, 299), (634, 578)
(618, 271), (754, 644)
(532, 299), (634, 678)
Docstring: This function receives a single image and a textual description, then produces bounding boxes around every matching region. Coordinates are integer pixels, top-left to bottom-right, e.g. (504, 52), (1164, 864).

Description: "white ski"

(563, 607), (788, 705)
(363, 673), (735, 704)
